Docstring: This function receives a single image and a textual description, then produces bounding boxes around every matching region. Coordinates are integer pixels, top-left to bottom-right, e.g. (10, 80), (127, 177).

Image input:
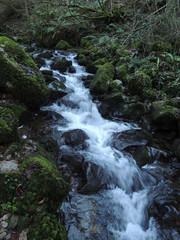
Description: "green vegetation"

(0, 36), (50, 108)
(0, 106), (18, 144)
(0, 144), (69, 240)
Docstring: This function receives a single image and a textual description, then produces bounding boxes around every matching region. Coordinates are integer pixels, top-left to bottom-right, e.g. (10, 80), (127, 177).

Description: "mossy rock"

(109, 79), (123, 93)
(17, 155), (69, 214)
(121, 102), (148, 120)
(29, 211), (68, 240)
(77, 54), (89, 66)
(116, 49), (131, 58)
(51, 58), (72, 73)
(151, 100), (180, 129)
(56, 40), (72, 50)
(0, 103), (27, 120)
(90, 63), (115, 94)
(86, 57), (108, 74)
(128, 70), (152, 100)
(104, 92), (124, 107)
(115, 63), (129, 83)
(151, 41), (173, 52)
(0, 106), (18, 144)
(0, 37), (49, 108)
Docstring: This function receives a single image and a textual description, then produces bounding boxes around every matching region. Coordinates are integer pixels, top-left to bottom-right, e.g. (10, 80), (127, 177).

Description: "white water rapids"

(41, 51), (159, 240)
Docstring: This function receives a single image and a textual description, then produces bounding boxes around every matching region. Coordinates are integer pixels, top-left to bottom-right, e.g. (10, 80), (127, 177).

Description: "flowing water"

(29, 48), (180, 240)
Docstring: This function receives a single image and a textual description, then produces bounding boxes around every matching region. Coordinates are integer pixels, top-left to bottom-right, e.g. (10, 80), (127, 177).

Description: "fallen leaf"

(38, 199), (45, 204)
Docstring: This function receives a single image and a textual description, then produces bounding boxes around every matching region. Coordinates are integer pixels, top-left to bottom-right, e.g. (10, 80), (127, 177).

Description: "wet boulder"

(34, 56), (46, 68)
(41, 70), (56, 83)
(79, 161), (107, 193)
(62, 129), (89, 150)
(49, 80), (69, 101)
(51, 58), (72, 73)
(150, 99), (180, 130)
(104, 92), (124, 107)
(0, 107), (18, 145)
(0, 37), (49, 109)
(111, 129), (152, 151)
(90, 63), (115, 94)
(61, 154), (84, 172)
(37, 51), (53, 59)
(69, 66), (76, 73)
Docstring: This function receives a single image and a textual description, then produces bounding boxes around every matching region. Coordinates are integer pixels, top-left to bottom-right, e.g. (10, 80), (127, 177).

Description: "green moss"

(109, 80), (123, 93)
(121, 102), (148, 120)
(56, 40), (72, 50)
(151, 100), (180, 129)
(0, 36), (50, 108)
(115, 63), (129, 83)
(0, 37), (38, 70)
(116, 49), (131, 57)
(0, 139), (68, 239)
(128, 70), (152, 100)
(0, 103), (27, 119)
(90, 63), (115, 94)
(29, 212), (68, 240)
(16, 154), (69, 214)
(151, 41), (173, 52)
(0, 106), (18, 144)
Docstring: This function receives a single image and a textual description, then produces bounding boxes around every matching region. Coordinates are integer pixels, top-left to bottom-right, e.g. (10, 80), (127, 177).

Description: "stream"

(29, 47), (180, 240)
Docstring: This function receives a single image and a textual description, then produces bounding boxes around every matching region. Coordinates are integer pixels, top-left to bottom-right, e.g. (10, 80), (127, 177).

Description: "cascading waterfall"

(34, 49), (179, 240)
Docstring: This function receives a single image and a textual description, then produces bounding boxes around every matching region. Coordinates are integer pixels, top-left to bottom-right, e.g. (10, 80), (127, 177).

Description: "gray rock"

(9, 215), (19, 229)
(62, 129), (89, 150)
(6, 155), (11, 161)
(1, 221), (8, 228)
(19, 229), (29, 240)
(0, 160), (19, 172)
(0, 231), (6, 239)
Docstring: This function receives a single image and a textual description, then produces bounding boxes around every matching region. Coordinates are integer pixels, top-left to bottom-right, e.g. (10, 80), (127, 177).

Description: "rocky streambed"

(0, 38), (180, 240)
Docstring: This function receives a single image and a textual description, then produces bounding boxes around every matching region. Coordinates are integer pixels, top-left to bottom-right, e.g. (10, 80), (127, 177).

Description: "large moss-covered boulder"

(0, 37), (49, 108)
(90, 63), (115, 94)
(151, 99), (180, 129)
(0, 106), (18, 144)
(56, 40), (72, 50)
(0, 143), (69, 239)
